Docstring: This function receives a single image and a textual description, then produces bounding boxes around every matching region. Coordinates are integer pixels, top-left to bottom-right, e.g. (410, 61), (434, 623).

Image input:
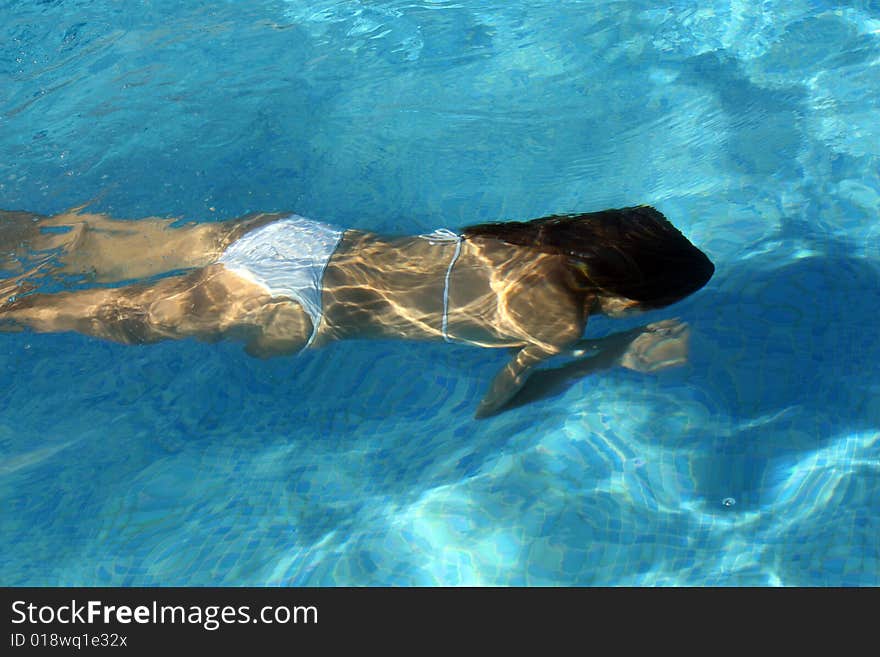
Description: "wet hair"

(462, 205), (714, 309)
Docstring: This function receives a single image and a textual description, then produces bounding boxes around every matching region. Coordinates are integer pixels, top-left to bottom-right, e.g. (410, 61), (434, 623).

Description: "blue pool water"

(2, 0), (879, 586)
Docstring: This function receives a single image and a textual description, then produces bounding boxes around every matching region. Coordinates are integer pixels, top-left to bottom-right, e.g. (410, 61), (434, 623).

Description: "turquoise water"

(1, 0), (878, 585)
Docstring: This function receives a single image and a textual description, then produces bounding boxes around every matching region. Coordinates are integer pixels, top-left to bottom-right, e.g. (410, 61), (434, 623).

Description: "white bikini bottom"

(219, 215), (344, 348)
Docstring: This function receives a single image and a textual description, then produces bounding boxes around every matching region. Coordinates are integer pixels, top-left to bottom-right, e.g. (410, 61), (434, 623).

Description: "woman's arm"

(475, 342), (565, 418)
(476, 319), (690, 418)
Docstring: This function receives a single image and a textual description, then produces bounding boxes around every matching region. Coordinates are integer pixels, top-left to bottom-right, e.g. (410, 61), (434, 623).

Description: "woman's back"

(320, 230), (584, 350)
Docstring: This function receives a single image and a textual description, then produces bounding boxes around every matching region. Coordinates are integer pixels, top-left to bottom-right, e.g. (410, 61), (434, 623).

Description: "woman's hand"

(617, 318), (690, 373)
(476, 318), (691, 418)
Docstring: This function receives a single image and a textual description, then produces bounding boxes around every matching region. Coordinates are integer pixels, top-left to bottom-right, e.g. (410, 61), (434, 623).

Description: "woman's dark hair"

(462, 206), (714, 309)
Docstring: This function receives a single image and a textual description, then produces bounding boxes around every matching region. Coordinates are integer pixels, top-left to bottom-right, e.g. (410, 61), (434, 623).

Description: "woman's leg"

(0, 265), (312, 355)
(0, 209), (286, 283)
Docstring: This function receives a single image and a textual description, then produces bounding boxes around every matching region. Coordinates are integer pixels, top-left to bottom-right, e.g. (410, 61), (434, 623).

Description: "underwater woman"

(0, 205), (713, 417)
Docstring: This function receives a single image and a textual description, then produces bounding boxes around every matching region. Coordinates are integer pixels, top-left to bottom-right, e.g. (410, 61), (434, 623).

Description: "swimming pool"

(1, 0), (878, 586)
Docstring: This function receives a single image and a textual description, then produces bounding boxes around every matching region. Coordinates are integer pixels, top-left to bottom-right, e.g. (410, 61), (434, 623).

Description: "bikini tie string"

(419, 228), (462, 343)
(418, 228), (460, 244)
